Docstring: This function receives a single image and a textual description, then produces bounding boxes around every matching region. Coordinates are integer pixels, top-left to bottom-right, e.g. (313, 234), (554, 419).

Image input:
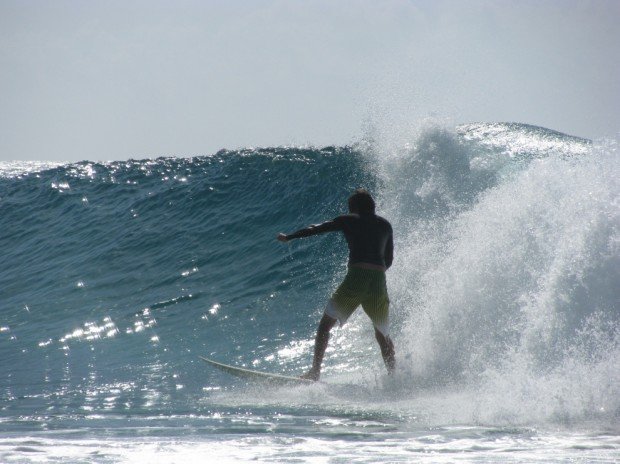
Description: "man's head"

(348, 188), (375, 215)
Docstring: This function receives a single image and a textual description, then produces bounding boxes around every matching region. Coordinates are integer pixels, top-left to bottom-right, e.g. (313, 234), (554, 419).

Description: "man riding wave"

(277, 189), (395, 381)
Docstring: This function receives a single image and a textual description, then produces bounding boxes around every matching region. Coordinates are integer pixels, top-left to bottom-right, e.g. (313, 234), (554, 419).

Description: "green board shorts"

(325, 266), (390, 336)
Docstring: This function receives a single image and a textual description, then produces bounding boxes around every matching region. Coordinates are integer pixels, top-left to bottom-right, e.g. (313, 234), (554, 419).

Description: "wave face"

(0, 123), (618, 430)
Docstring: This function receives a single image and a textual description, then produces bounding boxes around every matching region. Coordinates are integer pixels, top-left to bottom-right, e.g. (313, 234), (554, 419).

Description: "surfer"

(277, 188), (395, 381)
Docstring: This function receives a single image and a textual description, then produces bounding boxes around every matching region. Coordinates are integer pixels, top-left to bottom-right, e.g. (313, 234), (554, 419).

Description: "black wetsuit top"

(286, 214), (393, 269)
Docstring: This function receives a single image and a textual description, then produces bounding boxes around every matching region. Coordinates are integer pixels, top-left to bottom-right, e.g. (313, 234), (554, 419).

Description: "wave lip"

(458, 122), (592, 158)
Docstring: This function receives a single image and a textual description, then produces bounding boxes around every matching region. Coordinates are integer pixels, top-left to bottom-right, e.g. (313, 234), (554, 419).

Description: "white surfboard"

(199, 356), (316, 386)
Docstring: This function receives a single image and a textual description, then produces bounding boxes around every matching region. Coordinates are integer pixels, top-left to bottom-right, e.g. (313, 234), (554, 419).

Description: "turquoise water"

(1, 123), (618, 462)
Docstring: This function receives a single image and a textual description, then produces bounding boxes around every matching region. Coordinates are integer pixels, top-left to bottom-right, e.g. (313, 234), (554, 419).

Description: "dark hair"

(348, 188), (375, 215)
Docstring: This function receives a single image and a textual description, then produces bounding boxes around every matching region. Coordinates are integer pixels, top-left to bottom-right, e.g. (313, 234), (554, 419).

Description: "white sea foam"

(372, 125), (619, 427)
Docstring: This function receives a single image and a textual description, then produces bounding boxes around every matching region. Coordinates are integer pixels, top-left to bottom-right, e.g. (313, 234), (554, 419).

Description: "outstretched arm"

(277, 219), (340, 242)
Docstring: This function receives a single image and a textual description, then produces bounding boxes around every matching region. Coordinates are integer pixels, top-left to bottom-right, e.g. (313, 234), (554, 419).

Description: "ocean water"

(0, 123), (618, 463)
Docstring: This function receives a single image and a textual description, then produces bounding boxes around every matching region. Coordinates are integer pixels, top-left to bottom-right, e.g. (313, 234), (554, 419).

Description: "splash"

(375, 125), (619, 425)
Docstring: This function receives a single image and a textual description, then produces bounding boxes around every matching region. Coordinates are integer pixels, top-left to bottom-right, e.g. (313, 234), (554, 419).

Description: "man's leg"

(301, 313), (337, 381)
(374, 328), (395, 374)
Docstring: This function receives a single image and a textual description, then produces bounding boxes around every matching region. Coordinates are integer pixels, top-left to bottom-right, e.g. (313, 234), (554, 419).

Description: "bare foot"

(299, 369), (320, 381)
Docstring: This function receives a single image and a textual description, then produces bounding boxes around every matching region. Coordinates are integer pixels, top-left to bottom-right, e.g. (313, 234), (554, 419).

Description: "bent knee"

(374, 325), (390, 340)
(319, 314), (337, 332)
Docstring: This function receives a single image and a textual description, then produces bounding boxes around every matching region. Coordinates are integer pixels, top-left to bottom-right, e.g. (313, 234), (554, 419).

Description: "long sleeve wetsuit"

(286, 213), (393, 269)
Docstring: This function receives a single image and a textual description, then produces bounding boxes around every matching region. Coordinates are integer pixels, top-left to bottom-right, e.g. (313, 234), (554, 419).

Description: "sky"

(1, 0), (619, 162)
